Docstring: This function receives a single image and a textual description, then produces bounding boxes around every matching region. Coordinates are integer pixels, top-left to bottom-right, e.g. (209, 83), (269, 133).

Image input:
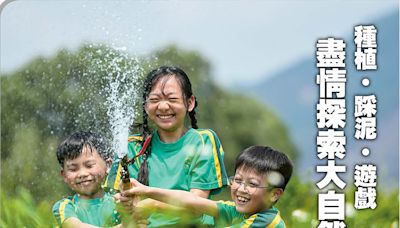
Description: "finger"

(113, 193), (122, 203)
(114, 193), (133, 206)
(117, 196), (136, 208)
(121, 187), (139, 197)
(130, 178), (141, 186)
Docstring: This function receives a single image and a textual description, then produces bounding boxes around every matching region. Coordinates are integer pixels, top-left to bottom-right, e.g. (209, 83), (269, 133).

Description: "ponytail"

(137, 102), (152, 186)
(188, 99), (198, 129)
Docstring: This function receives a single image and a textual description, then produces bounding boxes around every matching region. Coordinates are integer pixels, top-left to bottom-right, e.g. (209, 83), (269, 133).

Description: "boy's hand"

(133, 198), (158, 219)
(114, 191), (149, 227)
(116, 178), (146, 211)
(114, 178), (151, 218)
(114, 192), (135, 214)
(114, 179), (152, 227)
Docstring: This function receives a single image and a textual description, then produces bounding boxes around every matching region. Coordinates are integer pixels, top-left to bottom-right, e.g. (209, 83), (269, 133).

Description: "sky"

(1, 0), (398, 86)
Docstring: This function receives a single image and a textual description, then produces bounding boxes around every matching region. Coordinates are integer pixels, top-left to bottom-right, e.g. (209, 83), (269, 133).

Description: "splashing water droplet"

(84, 44), (142, 158)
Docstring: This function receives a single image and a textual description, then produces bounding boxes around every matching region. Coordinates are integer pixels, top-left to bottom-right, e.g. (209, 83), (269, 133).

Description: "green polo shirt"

(216, 201), (285, 228)
(106, 128), (228, 227)
(52, 192), (121, 227)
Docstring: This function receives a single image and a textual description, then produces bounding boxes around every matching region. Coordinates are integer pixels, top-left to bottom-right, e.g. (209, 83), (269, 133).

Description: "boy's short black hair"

(235, 146), (293, 190)
(56, 131), (111, 167)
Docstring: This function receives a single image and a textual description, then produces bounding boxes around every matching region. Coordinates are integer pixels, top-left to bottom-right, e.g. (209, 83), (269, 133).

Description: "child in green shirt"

(118, 145), (293, 228)
(106, 66), (227, 227)
(52, 131), (121, 228)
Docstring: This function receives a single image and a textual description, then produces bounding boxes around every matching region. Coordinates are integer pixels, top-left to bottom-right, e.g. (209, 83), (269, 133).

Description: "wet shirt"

(216, 201), (285, 228)
(106, 128), (228, 227)
(52, 192), (120, 227)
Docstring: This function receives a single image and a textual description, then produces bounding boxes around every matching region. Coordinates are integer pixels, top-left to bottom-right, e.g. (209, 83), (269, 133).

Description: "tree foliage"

(0, 44), (398, 227)
(1, 44), (297, 203)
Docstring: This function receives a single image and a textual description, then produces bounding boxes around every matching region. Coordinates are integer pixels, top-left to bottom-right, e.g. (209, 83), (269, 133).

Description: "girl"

(107, 66), (228, 227)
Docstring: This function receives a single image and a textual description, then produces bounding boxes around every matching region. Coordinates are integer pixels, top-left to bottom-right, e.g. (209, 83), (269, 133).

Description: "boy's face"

(61, 146), (110, 199)
(230, 167), (283, 215)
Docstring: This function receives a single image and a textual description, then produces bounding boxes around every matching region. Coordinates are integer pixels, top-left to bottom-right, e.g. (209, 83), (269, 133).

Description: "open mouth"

(236, 195), (251, 205)
(157, 114), (175, 119)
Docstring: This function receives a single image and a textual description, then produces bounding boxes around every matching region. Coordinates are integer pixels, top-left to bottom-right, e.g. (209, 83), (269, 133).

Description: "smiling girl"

(107, 66), (228, 227)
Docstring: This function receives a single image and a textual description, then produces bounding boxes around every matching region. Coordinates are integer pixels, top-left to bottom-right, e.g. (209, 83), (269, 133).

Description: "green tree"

(1, 44), (398, 228)
(1, 43), (297, 219)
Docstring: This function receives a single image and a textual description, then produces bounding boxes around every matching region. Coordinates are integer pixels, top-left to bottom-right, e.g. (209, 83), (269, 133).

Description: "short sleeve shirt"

(106, 128), (228, 227)
(52, 192), (121, 227)
(216, 201), (285, 228)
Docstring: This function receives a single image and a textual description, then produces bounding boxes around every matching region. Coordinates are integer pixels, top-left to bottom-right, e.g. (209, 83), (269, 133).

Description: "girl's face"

(145, 75), (195, 135)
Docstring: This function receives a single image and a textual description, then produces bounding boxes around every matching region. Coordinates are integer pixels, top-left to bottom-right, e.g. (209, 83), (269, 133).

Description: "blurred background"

(1, 1), (398, 227)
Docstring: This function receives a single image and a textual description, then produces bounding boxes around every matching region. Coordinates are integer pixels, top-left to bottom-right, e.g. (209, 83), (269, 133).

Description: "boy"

(118, 145), (293, 227)
(52, 131), (121, 228)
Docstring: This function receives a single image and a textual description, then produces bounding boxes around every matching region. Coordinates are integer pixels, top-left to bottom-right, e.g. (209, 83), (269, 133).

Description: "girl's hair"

(137, 66), (198, 185)
(56, 131), (111, 168)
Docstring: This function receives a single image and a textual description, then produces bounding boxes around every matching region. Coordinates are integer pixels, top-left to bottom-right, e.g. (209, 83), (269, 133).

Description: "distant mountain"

(239, 11), (399, 189)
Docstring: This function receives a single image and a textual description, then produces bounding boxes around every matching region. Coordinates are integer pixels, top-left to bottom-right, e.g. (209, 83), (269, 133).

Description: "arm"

(122, 178), (218, 217)
(134, 198), (188, 218)
(190, 188), (210, 198)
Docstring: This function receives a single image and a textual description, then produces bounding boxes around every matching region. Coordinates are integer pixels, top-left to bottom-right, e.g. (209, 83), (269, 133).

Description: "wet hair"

(56, 131), (111, 168)
(235, 146), (293, 190)
(137, 66), (198, 185)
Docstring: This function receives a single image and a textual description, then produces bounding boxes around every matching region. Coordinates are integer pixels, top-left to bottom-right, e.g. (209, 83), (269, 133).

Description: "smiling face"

(145, 75), (195, 136)
(230, 167), (282, 215)
(61, 146), (109, 199)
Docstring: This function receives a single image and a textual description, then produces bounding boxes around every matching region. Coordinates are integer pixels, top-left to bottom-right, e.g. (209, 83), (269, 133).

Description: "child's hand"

(114, 191), (143, 227)
(115, 178), (148, 214)
(115, 179), (152, 227)
(121, 178), (149, 197)
(114, 192), (135, 214)
(133, 198), (158, 219)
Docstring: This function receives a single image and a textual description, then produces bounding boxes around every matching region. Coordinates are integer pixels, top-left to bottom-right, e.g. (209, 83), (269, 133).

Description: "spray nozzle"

(119, 135), (152, 190)
(120, 155), (134, 190)
(121, 156), (134, 181)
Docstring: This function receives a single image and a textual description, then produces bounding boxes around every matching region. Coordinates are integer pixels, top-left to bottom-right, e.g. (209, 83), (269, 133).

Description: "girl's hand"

(121, 178), (149, 197)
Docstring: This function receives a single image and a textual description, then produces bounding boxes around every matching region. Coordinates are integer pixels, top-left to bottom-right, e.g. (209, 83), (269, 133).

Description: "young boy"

(118, 145), (293, 227)
(52, 131), (121, 228)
